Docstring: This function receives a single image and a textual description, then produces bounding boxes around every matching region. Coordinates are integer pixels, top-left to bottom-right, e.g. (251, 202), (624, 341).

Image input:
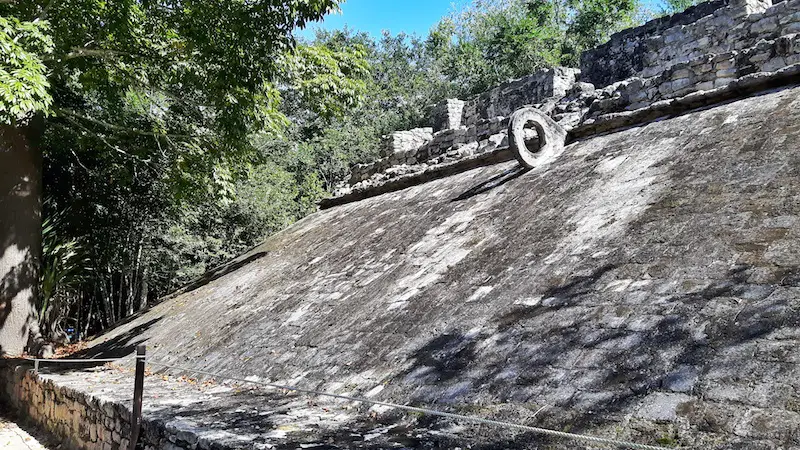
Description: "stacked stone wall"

(337, 0), (800, 199)
(460, 67), (581, 126)
(580, 0), (795, 86)
(0, 363), (206, 450)
(587, 32), (800, 114)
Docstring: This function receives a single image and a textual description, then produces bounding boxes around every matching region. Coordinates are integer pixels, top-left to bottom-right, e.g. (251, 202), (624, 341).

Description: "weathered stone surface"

(341, 0), (800, 199)
(462, 67), (581, 126)
(432, 99), (465, 132)
(580, 0), (793, 87)
(4, 2), (800, 449)
(507, 107), (567, 169)
(8, 85), (795, 449)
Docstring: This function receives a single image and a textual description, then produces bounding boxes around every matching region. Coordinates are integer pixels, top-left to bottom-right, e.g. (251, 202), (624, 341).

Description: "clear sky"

(297, 0), (467, 40)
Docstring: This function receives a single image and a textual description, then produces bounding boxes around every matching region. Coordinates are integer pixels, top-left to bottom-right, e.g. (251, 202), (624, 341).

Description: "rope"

(146, 360), (673, 450)
(26, 358), (125, 363)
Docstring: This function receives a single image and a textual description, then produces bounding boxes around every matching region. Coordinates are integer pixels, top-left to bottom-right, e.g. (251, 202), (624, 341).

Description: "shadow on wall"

(0, 123), (43, 356)
(71, 317), (162, 360)
(451, 165), (529, 202)
(389, 261), (800, 444)
(139, 380), (570, 449)
(161, 250), (271, 302)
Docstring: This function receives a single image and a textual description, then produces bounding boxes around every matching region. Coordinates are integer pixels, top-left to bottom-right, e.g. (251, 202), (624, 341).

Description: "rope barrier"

(26, 357), (127, 372)
(28, 358), (125, 363)
(146, 360), (673, 450)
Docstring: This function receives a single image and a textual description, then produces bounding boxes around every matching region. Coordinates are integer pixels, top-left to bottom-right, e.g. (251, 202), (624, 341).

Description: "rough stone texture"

(380, 128), (433, 160)
(10, 85), (799, 449)
(0, 363), (136, 450)
(461, 67), (581, 127)
(580, 0), (797, 87)
(507, 107), (566, 169)
(340, 0), (800, 199)
(5, 2), (800, 449)
(432, 99), (466, 132)
(1, 360), (573, 450)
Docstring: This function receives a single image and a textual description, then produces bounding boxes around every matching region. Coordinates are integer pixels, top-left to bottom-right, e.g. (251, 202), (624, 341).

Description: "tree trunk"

(0, 122), (43, 356)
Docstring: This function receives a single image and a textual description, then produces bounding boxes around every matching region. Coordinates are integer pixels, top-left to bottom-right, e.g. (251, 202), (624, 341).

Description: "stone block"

(751, 16), (780, 33)
(749, 51), (772, 63)
(671, 68), (692, 79)
(714, 77), (736, 87)
(786, 21), (800, 32)
(715, 58), (736, 70)
(778, 10), (800, 25)
(696, 80), (716, 90)
(671, 77), (694, 92)
(431, 99), (465, 131)
(380, 128), (433, 159)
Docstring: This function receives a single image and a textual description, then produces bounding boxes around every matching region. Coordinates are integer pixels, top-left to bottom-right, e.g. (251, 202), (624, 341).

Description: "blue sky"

(297, 0), (468, 40)
(297, 0), (667, 41)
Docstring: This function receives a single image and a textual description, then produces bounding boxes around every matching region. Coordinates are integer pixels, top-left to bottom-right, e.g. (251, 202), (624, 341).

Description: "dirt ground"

(0, 414), (60, 450)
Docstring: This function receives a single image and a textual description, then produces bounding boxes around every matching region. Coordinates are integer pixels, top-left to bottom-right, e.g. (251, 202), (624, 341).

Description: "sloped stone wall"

(67, 84), (800, 449)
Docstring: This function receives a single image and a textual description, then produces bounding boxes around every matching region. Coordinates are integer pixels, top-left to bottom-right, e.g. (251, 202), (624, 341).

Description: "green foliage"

(40, 206), (89, 341)
(659, 0), (700, 15)
(282, 44), (370, 119)
(0, 0), (374, 337)
(0, 17), (53, 124)
(2, 0), (362, 206)
(564, 0), (641, 64)
(5, 0), (652, 341)
(427, 1), (562, 94)
(275, 28), (457, 188)
(427, 0), (642, 93)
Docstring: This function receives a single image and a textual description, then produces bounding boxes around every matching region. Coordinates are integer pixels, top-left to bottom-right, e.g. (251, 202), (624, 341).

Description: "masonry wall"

(0, 362), (205, 450)
(343, 0), (800, 194)
(580, 0), (794, 86)
(0, 363), (133, 450)
(461, 67), (580, 127)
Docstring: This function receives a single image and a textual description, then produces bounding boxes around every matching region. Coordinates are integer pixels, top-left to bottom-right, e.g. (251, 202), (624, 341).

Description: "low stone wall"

(331, 61), (800, 207)
(0, 361), (209, 450)
(348, 120), (511, 185)
(585, 33), (800, 114)
(461, 67), (580, 126)
(0, 362), (133, 450)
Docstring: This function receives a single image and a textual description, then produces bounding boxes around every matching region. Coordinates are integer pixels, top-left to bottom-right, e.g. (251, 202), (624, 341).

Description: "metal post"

(34, 359), (39, 373)
(128, 345), (145, 450)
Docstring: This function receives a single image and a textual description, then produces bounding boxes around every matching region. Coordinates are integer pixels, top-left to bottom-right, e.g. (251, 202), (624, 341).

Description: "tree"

(426, 0), (642, 94)
(0, 0), (366, 354)
(659, 0), (699, 15)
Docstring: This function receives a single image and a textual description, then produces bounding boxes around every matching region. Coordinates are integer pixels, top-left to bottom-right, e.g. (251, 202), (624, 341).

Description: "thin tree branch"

(54, 107), (206, 140)
(50, 122), (94, 173)
(37, 0), (59, 21)
(42, 47), (130, 62)
(63, 114), (154, 166)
